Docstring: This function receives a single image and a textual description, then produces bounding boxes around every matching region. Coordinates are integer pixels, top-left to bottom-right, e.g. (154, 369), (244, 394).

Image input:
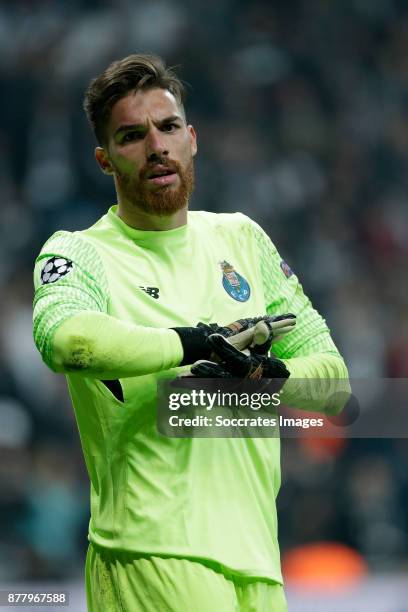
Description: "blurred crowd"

(0, 0), (407, 584)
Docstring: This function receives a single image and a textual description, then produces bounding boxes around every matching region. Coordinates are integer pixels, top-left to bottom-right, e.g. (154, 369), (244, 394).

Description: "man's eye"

(161, 123), (178, 132)
(122, 132), (142, 143)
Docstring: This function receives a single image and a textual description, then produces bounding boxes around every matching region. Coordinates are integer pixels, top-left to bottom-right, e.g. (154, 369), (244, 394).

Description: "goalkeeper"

(33, 54), (348, 612)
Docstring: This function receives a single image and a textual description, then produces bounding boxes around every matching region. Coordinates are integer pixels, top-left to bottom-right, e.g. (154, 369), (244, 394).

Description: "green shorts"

(85, 542), (288, 612)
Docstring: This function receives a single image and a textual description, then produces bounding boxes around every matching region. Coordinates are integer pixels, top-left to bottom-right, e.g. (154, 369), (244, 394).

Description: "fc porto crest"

(220, 260), (251, 302)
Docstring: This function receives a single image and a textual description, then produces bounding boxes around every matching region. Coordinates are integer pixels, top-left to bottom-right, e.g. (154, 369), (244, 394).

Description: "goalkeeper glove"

(190, 330), (291, 380)
(172, 315), (294, 366)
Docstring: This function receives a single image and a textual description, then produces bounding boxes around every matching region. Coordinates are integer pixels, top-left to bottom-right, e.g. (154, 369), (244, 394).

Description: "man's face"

(97, 88), (197, 216)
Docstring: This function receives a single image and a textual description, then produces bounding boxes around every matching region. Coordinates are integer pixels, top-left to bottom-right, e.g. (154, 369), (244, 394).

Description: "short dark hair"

(83, 54), (186, 145)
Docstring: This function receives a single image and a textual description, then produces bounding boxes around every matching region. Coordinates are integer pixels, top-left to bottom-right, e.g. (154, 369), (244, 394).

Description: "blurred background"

(0, 0), (407, 609)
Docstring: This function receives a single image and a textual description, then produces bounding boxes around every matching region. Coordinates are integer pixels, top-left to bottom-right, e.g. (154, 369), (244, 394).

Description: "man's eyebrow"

(159, 115), (182, 124)
(114, 124), (144, 137)
(114, 116), (182, 137)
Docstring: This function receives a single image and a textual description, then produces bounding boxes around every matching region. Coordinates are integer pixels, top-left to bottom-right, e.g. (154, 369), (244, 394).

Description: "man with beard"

(32, 55), (348, 611)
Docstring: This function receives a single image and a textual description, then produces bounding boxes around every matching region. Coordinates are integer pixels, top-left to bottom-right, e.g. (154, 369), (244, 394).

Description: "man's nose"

(145, 127), (169, 160)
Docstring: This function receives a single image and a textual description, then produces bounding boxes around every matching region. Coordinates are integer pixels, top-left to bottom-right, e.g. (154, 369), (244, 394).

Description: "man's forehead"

(109, 88), (182, 129)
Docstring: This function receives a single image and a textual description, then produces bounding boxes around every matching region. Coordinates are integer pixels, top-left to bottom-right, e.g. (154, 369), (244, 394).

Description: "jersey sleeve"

(244, 216), (349, 409)
(33, 231), (109, 368)
(245, 216), (343, 361)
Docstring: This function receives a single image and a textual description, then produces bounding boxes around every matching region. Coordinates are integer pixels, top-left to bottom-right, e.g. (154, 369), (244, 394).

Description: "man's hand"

(227, 314), (296, 356)
(172, 314), (295, 366)
(190, 333), (290, 380)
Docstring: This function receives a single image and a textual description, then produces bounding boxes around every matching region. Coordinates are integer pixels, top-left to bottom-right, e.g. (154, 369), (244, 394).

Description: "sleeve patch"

(40, 256), (74, 284)
(280, 260), (293, 278)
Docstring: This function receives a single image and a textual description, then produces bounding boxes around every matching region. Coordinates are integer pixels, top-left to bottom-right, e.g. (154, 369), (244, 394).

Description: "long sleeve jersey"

(33, 205), (348, 584)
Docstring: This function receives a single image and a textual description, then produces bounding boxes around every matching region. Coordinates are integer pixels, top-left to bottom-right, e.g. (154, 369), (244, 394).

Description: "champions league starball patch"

(40, 257), (74, 285)
(220, 260), (251, 302)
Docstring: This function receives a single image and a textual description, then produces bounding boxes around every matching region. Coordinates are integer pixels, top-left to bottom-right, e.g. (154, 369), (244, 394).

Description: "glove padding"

(173, 314), (295, 366)
(228, 314), (296, 356)
(191, 333), (290, 380)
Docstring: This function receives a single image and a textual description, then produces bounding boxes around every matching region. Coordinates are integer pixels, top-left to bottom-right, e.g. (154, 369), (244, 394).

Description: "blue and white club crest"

(220, 260), (250, 302)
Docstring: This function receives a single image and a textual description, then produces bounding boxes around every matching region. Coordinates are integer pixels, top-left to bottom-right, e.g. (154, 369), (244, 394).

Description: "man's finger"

(270, 313), (296, 323)
(228, 320), (270, 352)
(269, 316), (296, 336)
(207, 334), (250, 375)
(191, 359), (233, 378)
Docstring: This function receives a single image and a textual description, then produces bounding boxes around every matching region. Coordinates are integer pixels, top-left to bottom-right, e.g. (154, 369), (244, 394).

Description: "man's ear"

(95, 147), (114, 175)
(188, 125), (197, 157)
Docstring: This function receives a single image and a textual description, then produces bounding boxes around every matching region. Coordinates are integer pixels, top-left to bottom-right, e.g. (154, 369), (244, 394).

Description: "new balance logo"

(139, 286), (160, 299)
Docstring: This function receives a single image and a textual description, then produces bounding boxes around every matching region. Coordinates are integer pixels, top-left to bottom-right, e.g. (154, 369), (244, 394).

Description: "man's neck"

(116, 203), (188, 231)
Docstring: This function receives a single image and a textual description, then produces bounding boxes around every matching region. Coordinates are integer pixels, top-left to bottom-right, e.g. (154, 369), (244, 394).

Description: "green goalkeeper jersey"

(33, 205), (347, 584)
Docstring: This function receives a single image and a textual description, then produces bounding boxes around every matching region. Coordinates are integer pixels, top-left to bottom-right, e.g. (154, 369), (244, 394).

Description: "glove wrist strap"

(172, 327), (211, 366)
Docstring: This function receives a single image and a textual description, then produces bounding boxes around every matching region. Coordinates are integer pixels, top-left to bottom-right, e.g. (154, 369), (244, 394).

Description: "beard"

(115, 157), (195, 217)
